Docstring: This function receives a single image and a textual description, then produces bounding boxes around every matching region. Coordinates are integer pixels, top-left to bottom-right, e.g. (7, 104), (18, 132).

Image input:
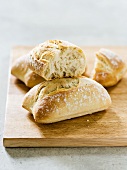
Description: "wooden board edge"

(3, 46), (127, 148)
(3, 137), (127, 147)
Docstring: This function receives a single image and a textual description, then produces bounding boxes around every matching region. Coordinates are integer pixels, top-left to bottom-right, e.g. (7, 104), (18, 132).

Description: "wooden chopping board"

(3, 46), (127, 147)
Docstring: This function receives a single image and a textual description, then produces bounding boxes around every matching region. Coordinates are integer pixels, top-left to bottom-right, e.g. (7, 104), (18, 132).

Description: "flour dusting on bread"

(27, 40), (86, 80)
(22, 77), (111, 123)
(92, 48), (127, 87)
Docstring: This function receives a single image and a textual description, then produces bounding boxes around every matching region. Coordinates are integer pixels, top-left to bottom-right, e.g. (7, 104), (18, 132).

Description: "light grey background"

(1, 0), (127, 170)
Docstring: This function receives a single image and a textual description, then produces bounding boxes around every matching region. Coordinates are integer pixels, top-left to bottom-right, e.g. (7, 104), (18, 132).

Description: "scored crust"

(92, 48), (127, 87)
(22, 77), (111, 123)
(27, 40), (86, 80)
(11, 55), (45, 88)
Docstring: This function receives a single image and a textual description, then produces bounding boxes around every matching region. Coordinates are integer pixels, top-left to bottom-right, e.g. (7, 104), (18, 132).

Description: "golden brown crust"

(92, 48), (127, 87)
(27, 40), (86, 80)
(22, 77), (111, 123)
(11, 55), (45, 88)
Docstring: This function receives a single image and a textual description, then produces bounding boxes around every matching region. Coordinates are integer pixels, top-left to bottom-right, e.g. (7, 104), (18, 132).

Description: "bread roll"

(27, 40), (86, 80)
(92, 48), (127, 87)
(11, 55), (45, 88)
(22, 77), (111, 123)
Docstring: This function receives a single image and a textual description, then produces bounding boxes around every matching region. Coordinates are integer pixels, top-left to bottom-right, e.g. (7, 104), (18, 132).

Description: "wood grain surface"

(3, 46), (127, 147)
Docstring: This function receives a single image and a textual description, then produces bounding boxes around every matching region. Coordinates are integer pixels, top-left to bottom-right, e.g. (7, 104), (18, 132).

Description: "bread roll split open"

(27, 40), (86, 80)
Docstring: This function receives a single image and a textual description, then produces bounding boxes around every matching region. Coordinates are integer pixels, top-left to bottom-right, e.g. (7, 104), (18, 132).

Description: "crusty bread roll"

(27, 40), (86, 80)
(92, 48), (127, 87)
(22, 77), (111, 123)
(11, 55), (45, 88)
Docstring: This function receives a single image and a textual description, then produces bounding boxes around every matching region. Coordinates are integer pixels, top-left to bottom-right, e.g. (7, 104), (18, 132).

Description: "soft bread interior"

(42, 51), (86, 80)
(29, 40), (86, 80)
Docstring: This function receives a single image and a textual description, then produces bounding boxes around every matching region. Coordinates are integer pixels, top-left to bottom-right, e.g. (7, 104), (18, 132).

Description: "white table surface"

(1, 0), (127, 169)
